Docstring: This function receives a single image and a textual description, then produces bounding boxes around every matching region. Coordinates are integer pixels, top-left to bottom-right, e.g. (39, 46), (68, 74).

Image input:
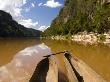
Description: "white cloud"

(25, 2), (35, 12)
(23, 0), (27, 4)
(38, 26), (50, 32)
(0, 0), (51, 31)
(0, 0), (39, 30)
(38, 3), (43, 6)
(43, 0), (62, 8)
(31, 3), (35, 7)
(25, 7), (31, 12)
(18, 19), (38, 28)
(0, 0), (27, 19)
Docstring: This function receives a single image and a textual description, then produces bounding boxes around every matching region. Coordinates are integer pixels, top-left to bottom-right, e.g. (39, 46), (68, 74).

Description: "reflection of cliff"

(30, 52), (107, 82)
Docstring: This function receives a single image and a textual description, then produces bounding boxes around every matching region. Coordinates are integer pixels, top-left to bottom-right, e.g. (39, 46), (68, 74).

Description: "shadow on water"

(29, 58), (49, 82)
(29, 57), (69, 82)
(64, 53), (84, 82)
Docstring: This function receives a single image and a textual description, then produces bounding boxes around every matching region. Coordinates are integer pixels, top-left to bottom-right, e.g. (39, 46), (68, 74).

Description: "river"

(0, 38), (110, 82)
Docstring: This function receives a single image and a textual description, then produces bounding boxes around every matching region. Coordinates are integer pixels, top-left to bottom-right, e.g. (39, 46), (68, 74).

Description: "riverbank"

(44, 33), (110, 45)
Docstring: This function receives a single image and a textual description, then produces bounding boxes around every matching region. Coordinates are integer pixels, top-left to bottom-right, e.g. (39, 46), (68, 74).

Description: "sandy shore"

(49, 33), (110, 44)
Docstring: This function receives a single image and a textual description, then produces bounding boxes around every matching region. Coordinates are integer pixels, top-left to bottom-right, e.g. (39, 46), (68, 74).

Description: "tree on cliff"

(0, 10), (41, 37)
(43, 0), (110, 36)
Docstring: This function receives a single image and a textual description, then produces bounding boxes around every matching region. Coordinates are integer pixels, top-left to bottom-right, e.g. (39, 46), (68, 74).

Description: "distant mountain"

(0, 10), (41, 37)
(43, 0), (110, 36)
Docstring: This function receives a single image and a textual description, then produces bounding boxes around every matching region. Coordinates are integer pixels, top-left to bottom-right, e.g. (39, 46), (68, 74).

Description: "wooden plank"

(64, 56), (79, 82)
(64, 53), (107, 82)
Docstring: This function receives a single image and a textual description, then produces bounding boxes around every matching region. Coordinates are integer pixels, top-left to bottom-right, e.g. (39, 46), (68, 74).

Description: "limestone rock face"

(43, 0), (110, 36)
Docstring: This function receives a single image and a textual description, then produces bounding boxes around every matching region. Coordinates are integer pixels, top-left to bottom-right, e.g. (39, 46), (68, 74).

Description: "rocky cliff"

(43, 0), (110, 36)
(0, 10), (41, 37)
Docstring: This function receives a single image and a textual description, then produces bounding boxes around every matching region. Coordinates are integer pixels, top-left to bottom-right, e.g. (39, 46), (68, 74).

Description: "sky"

(0, 0), (64, 31)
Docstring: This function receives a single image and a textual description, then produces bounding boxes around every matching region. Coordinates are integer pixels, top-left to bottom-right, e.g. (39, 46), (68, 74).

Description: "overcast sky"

(0, 0), (64, 31)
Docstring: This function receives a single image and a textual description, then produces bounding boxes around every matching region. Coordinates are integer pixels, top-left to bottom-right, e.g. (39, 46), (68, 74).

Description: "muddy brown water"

(0, 38), (110, 82)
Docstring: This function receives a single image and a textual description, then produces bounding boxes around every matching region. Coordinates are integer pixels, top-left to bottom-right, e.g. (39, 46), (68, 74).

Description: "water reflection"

(0, 38), (41, 66)
(0, 38), (110, 82)
(0, 43), (52, 82)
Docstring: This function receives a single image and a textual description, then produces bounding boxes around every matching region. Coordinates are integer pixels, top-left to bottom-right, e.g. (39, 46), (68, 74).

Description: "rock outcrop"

(43, 0), (110, 36)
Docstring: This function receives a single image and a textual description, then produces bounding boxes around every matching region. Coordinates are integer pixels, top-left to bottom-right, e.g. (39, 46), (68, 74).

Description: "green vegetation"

(0, 10), (41, 37)
(98, 34), (106, 41)
(43, 0), (110, 36)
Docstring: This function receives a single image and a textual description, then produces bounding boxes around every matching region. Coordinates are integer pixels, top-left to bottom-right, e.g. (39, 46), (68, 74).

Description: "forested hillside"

(43, 0), (110, 36)
(0, 10), (41, 37)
